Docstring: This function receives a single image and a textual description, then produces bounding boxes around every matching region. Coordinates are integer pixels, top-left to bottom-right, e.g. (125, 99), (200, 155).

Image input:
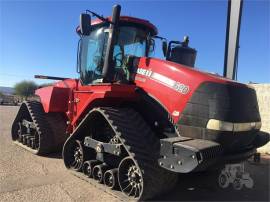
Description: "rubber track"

(11, 101), (67, 155)
(66, 107), (178, 200)
(46, 112), (68, 152)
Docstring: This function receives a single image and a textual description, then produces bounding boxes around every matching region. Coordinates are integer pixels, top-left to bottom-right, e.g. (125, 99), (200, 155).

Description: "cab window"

(80, 27), (108, 85)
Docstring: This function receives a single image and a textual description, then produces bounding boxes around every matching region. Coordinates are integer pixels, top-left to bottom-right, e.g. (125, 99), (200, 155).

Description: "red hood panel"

(134, 57), (248, 123)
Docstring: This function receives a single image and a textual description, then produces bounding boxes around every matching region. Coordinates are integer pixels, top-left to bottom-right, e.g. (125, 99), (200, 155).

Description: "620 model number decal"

(173, 82), (189, 94)
(136, 68), (190, 95)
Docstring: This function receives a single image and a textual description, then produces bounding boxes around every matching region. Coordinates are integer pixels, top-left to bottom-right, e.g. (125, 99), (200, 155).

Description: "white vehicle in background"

(0, 94), (18, 105)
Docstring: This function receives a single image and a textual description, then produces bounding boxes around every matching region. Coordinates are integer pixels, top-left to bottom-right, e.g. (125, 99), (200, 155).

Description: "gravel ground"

(0, 105), (269, 201)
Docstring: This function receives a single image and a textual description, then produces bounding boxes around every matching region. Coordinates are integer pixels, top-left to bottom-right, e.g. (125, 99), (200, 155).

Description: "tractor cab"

(77, 9), (157, 85)
(77, 6), (197, 86)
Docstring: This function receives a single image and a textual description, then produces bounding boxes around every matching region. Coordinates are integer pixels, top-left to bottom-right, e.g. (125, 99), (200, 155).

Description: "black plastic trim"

(178, 82), (261, 127)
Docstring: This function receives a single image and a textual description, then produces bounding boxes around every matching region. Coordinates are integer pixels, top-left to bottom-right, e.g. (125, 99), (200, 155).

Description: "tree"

(14, 81), (38, 99)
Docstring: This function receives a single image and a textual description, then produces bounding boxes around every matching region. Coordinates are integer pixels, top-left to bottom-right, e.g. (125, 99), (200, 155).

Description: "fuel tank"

(133, 57), (267, 152)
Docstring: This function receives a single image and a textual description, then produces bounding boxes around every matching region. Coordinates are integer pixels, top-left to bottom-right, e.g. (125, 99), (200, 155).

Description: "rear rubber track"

(11, 101), (67, 155)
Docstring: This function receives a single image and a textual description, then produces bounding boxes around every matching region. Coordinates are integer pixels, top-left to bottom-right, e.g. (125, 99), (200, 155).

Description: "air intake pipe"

(102, 5), (121, 82)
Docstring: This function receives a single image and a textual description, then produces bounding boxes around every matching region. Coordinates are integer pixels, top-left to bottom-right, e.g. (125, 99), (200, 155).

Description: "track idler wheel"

(104, 168), (119, 190)
(92, 164), (109, 183)
(30, 138), (36, 149)
(83, 160), (101, 178)
(26, 137), (31, 147)
(17, 122), (24, 142)
(63, 139), (85, 171)
(22, 135), (27, 145)
(26, 136), (34, 147)
(118, 157), (143, 199)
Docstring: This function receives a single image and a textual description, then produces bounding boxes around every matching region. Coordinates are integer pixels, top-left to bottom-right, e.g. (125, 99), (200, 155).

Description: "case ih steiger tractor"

(11, 5), (269, 200)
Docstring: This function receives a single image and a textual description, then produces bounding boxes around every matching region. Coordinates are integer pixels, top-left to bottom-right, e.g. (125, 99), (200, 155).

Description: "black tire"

(63, 139), (85, 171)
(104, 168), (118, 189)
(218, 173), (229, 188)
(233, 178), (243, 190)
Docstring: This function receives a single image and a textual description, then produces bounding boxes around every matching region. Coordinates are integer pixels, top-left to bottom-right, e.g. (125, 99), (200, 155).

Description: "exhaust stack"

(102, 5), (121, 82)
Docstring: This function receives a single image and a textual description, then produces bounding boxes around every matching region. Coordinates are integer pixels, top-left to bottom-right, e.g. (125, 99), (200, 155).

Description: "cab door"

(73, 26), (108, 121)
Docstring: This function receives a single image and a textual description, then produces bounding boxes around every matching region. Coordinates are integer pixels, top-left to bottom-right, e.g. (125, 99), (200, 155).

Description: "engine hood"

(133, 57), (253, 123)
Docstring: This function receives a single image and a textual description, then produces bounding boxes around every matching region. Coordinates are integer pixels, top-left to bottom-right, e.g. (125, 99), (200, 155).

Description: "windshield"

(113, 26), (150, 67)
(117, 26), (148, 56)
(80, 25), (151, 85)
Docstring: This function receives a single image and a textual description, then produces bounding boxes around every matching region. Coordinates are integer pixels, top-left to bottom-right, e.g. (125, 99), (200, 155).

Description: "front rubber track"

(11, 101), (67, 155)
(63, 107), (178, 200)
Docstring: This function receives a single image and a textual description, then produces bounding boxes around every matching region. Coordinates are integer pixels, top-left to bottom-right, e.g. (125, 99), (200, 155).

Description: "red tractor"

(11, 5), (269, 200)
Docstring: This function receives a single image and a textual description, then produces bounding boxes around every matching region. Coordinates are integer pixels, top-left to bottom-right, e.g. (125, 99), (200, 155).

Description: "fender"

(35, 79), (77, 113)
(70, 83), (139, 128)
(35, 86), (70, 113)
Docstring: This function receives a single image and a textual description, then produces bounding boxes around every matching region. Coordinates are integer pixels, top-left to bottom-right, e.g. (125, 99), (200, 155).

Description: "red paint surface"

(35, 86), (70, 113)
(134, 58), (245, 123)
(35, 57), (246, 132)
(76, 16), (158, 35)
(71, 83), (138, 127)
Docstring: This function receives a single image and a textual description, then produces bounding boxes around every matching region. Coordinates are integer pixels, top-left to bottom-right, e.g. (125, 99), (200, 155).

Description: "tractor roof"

(76, 16), (158, 35)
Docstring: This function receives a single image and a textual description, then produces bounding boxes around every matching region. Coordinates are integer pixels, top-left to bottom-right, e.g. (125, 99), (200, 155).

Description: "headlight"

(206, 119), (261, 132)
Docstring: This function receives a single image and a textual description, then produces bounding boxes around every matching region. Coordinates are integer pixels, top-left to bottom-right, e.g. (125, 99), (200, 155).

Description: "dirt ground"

(0, 105), (269, 202)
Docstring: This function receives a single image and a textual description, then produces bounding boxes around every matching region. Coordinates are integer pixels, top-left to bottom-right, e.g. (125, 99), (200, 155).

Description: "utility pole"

(223, 0), (243, 80)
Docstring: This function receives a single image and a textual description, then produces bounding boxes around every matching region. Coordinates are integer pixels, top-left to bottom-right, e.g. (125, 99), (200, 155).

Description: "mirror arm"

(86, 10), (114, 24)
(166, 41), (181, 60)
(154, 35), (167, 41)
(153, 35), (168, 58)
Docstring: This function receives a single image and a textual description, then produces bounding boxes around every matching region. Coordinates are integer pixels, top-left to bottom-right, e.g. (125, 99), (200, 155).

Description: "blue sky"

(0, 0), (269, 87)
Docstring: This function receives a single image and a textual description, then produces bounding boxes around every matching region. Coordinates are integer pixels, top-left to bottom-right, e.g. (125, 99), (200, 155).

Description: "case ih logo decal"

(137, 68), (153, 77)
(136, 68), (190, 94)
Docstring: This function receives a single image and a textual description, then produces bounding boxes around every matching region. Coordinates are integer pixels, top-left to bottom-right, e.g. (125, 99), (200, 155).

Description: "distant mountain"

(0, 86), (15, 95)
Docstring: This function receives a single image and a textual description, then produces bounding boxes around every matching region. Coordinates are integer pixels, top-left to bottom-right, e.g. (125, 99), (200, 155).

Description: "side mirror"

(162, 40), (168, 57)
(80, 13), (91, 35)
